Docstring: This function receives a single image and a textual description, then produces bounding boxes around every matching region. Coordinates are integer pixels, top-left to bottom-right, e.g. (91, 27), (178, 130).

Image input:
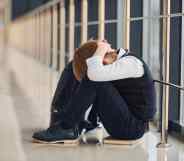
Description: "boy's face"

(103, 49), (117, 65)
(97, 40), (117, 65)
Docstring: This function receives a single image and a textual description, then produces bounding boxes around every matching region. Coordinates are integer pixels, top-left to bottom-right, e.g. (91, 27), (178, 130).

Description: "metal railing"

(154, 79), (184, 148)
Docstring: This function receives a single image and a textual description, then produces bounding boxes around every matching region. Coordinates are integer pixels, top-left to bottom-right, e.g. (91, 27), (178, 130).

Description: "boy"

(33, 40), (156, 143)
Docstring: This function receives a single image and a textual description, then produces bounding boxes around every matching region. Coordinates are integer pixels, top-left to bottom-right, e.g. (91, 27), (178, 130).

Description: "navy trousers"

(51, 62), (146, 139)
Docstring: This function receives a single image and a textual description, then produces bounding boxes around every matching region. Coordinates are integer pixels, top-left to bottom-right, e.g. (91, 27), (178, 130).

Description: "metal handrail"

(154, 80), (184, 91)
(154, 79), (184, 148)
(11, 0), (61, 22)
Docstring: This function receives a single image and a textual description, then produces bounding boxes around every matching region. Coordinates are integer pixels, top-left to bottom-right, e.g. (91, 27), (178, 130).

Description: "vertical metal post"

(117, 0), (123, 49)
(69, 0), (75, 60)
(98, 0), (105, 40)
(35, 14), (38, 59)
(4, 0), (11, 46)
(46, 9), (51, 66)
(123, 0), (130, 50)
(40, 11), (43, 63)
(43, 10), (46, 64)
(38, 12), (41, 60)
(59, 1), (66, 71)
(81, 0), (88, 44)
(157, 0), (171, 148)
(50, 7), (53, 67)
(52, 5), (58, 69)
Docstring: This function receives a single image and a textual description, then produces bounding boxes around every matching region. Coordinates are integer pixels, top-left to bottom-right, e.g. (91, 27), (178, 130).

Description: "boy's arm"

(86, 55), (144, 82)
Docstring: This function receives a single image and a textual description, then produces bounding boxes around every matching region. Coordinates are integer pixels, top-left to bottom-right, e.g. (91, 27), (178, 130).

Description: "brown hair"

(72, 41), (98, 81)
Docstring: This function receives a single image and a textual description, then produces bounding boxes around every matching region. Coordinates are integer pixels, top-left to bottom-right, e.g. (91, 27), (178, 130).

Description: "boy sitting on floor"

(32, 40), (156, 143)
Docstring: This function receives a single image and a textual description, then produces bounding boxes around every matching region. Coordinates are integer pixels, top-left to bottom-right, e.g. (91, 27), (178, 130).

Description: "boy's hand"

(94, 41), (111, 57)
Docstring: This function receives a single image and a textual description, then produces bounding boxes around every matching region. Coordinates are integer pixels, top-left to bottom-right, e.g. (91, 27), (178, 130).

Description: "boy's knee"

(95, 82), (116, 96)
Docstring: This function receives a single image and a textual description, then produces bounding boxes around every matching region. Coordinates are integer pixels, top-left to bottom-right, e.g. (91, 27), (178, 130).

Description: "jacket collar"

(117, 48), (127, 59)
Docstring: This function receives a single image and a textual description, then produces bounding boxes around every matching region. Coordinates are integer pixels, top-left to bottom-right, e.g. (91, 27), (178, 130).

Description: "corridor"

(0, 45), (183, 161)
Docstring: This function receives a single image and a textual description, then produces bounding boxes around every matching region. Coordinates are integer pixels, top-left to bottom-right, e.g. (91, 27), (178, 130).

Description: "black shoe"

(32, 123), (79, 144)
(50, 110), (99, 134)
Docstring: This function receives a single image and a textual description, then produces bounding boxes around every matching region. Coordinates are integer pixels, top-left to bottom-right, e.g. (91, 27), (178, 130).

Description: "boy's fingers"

(98, 42), (110, 49)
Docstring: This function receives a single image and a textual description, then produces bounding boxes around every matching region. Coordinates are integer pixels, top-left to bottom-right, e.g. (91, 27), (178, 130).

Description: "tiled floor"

(0, 45), (184, 161)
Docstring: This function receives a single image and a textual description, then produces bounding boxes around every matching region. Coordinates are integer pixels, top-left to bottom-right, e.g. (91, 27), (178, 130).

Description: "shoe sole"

(103, 136), (144, 146)
(32, 138), (79, 146)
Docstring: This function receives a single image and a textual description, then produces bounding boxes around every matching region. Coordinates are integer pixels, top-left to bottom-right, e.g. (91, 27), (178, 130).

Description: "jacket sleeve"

(86, 55), (144, 82)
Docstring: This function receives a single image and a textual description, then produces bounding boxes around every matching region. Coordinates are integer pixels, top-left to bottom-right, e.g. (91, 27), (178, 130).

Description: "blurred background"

(0, 0), (184, 161)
